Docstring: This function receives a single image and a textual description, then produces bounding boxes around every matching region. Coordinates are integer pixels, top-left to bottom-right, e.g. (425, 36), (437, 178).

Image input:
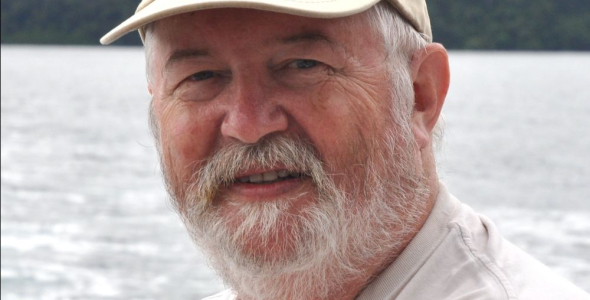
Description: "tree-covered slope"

(1, 0), (589, 50)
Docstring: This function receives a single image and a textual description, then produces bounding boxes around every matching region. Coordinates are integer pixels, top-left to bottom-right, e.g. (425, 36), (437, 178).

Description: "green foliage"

(1, 0), (141, 45)
(1, 0), (589, 49)
(428, 0), (590, 50)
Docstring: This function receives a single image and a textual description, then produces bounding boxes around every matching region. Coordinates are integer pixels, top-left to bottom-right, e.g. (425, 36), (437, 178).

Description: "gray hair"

(364, 1), (444, 148)
(144, 0), (443, 146)
(144, 22), (156, 85)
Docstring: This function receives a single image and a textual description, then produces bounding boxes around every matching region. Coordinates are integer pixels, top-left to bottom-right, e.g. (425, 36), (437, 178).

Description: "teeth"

(262, 171), (278, 181)
(249, 173), (263, 183)
(237, 170), (300, 183)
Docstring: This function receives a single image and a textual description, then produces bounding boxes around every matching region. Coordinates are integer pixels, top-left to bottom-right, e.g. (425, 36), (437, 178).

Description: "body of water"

(1, 46), (589, 299)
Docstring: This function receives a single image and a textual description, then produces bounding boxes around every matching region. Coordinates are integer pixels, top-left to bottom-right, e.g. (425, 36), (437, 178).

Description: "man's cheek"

(160, 116), (206, 169)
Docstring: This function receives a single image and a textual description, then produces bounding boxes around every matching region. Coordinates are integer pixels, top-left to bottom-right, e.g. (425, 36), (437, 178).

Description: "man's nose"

(220, 79), (288, 144)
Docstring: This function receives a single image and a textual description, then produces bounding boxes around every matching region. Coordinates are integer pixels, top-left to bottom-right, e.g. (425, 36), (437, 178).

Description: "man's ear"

(410, 43), (450, 149)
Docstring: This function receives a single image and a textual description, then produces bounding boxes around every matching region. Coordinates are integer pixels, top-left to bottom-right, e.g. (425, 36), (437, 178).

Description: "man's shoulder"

(378, 186), (589, 300)
(202, 289), (236, 300)
(449, 202), (589, 300)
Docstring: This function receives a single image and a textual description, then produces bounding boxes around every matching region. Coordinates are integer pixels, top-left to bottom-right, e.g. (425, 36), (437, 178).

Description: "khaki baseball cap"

(100, 0), (431, 45)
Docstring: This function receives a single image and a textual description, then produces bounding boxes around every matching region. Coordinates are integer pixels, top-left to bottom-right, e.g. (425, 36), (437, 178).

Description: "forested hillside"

(428, 0), (590, 50)
(1, 0), (141, 45)
(2, 0), (589, 50)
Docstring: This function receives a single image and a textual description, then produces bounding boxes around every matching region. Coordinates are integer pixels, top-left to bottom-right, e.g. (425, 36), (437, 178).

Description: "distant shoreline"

(2, 0), (589, 51)
(2, 43), (589, 53)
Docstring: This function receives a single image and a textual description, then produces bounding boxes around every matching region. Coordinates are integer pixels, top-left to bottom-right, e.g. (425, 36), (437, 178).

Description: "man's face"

(150, 8), (407, 217)
(148, 8), (428, 299)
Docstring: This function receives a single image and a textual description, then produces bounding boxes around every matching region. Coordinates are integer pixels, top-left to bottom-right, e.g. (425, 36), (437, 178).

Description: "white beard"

(162, 121), (429, 300)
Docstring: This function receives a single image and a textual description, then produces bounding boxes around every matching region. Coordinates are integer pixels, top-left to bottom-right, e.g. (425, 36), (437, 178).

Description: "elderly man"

(101, 1), (588, 299)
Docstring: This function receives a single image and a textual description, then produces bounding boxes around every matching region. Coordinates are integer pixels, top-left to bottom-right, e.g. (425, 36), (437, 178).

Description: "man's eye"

(291, 59), (318, 69)
(190, 71), (215, 81)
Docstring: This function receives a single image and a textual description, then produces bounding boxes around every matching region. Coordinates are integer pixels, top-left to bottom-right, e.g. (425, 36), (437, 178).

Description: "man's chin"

(212, 195), (320, 266)
(232, 234), (301, 268)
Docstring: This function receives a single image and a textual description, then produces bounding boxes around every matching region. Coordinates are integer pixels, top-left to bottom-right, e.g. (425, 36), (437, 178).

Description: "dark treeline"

(1, 0), (589, 50)
(429, 0), (590, 50)
(1, 0), (142, 45)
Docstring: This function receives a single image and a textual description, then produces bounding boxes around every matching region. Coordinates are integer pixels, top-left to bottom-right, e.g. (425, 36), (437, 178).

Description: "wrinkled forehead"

(147, 8), (378, 59)
(150, 8), (370, 43)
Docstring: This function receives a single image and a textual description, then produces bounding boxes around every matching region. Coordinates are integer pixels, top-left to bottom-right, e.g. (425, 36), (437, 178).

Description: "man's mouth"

(235, 170), (306, 184)
(224, 168), (313, 202)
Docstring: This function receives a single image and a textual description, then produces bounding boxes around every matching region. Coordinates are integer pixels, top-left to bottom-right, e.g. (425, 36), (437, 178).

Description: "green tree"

(2, 0), (589, 49)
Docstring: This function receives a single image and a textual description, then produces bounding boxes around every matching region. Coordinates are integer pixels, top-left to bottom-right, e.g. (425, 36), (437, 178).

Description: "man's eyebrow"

(164, 33), (337, 71)
(165, 48), (210, 71)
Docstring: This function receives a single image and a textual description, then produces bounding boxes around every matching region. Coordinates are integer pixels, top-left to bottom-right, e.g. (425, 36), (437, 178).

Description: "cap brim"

(100, 0), (380, 45)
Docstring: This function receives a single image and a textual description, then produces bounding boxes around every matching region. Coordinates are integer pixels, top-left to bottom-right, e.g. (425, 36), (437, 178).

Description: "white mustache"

(181, 134), (328, 214)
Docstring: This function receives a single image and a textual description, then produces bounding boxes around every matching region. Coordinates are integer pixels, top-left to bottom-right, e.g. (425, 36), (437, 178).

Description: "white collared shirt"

(204, 184), (589, 299)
